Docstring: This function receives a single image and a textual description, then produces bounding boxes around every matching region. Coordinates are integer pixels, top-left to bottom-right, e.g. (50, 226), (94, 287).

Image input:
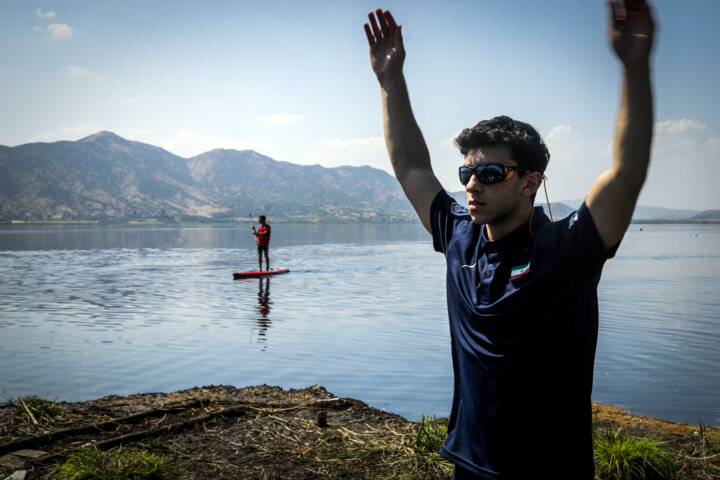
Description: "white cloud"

(305, 136), (389, 170)
(124, 97), (141, 104)
(652, 118), (709, 157)
(639, 119), (720, 210)
(544, 124), (611, 167)
(654, 118), (705, 136)
(116, 129), (153, 141)
(59, 123), (99, 136)
(445, 129), (464, 147)
(544, 125), (577, 158)
(67, 66), (104, 81)
(540, 125), (613, 202)
(313, 137), (384, 150)
(30, 123), (102, 143)
(161, 129), (265, 158)
(256, 114), (304, 127)
(45, 23), (74, 40)
(36, 8), (56, 19)
(705, 137), (720, 157)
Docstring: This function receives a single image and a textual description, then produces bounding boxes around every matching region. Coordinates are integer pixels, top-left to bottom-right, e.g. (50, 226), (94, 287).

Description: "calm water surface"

(0, 222), (718, 427)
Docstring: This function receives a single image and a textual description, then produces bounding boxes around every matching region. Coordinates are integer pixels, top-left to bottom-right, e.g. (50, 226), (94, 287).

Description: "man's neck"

(485, 203), (534, 242)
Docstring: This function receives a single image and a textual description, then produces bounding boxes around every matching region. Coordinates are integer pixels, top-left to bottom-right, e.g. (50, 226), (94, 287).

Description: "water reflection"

(0, 224), (183, 250)
(0, 223), (430, 251)
(254, 277), (273, 345)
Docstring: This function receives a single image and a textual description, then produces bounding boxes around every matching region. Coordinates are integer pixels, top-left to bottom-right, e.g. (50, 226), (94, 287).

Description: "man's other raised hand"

(607, 0), (655, 69)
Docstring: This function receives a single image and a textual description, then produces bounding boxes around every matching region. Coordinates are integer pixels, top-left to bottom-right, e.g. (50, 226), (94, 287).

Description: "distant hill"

(545, 199), (709, 222)
(690, 210), (720, 221)
(0, 132), (415, 223)
(537, 202), (576, 220)
(630, 205), (701, 221)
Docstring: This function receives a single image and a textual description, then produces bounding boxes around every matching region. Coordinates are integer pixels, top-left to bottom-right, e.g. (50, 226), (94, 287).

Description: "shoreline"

(1, 385), (718, 479)
(4, 219), (719, 226)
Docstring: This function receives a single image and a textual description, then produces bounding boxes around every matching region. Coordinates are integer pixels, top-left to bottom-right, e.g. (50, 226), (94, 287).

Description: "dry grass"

(1, 388), (717, 480)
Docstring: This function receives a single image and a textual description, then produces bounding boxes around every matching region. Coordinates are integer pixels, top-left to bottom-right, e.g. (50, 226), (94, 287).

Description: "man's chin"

(469, 211), (487, 225)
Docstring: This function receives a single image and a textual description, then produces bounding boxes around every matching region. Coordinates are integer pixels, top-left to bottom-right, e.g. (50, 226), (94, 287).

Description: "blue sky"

(1, 0), (718, 210)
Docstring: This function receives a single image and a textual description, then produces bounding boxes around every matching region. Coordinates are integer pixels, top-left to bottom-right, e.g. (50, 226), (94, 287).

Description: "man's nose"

(465, 172), (483, 192)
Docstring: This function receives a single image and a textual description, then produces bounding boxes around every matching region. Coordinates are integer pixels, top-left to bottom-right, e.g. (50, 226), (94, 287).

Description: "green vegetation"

(413, 415), (449, 457)
(46, 447), (172, 480)
(317, 415), (681, 479)
(315, 415), (453, 480)
(593, 428), (679, 480)
(13, 396), (69, 426)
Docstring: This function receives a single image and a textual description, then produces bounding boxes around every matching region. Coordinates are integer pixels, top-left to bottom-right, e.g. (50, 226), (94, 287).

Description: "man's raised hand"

(607, 0), (655, 69)
(364, 9), (405, 85)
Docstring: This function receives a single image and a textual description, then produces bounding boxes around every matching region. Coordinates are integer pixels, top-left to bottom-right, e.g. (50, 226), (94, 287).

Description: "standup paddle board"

(233, 268), (290, 279)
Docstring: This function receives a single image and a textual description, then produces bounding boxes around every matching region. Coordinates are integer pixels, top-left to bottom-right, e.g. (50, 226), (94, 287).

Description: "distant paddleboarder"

(233, 215), (288, 279)
(252, 215), (271, 271)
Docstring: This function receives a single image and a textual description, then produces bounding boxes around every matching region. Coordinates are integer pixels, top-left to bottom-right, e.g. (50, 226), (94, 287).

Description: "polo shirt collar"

(479, 207), (550, 254)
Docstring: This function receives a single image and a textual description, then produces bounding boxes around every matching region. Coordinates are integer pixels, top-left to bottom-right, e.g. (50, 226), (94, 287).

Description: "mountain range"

(0, 132), (415, 223)
(1, 132), (717, 223)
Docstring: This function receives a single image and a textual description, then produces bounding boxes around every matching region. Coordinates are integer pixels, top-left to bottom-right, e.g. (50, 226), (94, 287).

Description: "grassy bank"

(1, 387), (718, 479)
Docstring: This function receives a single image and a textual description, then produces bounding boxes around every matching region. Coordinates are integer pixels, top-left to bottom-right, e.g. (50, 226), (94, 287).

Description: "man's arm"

(586, 0), (655, 250)
(365, 9), (443, 233)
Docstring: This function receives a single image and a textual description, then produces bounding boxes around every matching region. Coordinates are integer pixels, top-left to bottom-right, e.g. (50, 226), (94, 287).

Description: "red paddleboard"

(233, 268), (290, 279)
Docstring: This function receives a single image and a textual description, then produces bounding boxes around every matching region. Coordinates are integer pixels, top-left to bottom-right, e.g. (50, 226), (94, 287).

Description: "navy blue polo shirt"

(430, 190), (615, 479)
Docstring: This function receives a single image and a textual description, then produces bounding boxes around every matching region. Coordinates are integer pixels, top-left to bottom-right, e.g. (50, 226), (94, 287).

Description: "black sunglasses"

(458, 164), (527, 186)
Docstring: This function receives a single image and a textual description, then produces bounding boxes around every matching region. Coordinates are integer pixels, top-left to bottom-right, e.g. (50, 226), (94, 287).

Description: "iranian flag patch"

(510, 261), (531, 280)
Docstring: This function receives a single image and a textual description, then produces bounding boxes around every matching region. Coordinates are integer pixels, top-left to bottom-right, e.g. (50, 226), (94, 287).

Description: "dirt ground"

(1, 385), (718, 479)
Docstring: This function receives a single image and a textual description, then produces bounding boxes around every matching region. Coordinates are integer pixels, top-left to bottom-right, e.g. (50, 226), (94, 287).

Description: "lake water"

(0, 222), (718, 427)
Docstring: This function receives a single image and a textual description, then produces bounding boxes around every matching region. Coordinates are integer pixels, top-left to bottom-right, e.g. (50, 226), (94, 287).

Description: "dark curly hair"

(454, 115), (549, 174)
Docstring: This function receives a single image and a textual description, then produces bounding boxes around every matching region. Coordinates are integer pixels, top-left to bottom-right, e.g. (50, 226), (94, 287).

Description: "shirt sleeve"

(430, 190), (472, 254)
(559, 201), (618, 274)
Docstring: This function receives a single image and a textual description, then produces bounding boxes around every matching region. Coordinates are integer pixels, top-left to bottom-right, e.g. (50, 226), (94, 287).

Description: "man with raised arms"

(364, 1), (654, 478)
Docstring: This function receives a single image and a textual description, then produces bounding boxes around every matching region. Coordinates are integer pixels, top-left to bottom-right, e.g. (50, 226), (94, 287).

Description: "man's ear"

(522, 172), (543, 198)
